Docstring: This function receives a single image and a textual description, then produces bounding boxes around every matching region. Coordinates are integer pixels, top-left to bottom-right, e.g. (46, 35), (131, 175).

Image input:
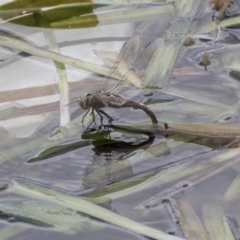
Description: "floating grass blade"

(0, 225), (28, 240)
(223, 174), (240, 203)
(82, 171), (159, 201)
(83, 162), (187, 204)
(9, 179), (186, 240)
(202, 201), (235, 240)
(224, 216), (240, 240)
(137, 148), (240, 209)
(173, 199), (208, 240)
(0, 200), (104, 234)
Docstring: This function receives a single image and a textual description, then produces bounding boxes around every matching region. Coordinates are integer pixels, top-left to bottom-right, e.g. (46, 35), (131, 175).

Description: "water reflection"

(81, 129), (155, 189)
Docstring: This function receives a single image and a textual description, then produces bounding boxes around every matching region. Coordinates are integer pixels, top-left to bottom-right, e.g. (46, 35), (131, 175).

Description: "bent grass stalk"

(34, 11), (70, 126)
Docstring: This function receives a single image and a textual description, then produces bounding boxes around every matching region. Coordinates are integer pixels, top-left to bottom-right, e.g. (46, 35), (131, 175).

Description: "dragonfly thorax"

(78, 93), (111, 110)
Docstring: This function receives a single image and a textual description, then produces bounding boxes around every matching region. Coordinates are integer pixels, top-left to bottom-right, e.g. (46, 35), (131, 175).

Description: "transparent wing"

(98, 35), (140, 93)
(109, 37), (164, 97)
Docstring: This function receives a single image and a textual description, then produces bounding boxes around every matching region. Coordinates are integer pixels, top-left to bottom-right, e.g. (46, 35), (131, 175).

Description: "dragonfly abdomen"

(109, 99), (158, 124)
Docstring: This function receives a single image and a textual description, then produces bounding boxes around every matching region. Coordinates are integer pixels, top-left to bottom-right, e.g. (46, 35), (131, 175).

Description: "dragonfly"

(78, 35), (163, 129)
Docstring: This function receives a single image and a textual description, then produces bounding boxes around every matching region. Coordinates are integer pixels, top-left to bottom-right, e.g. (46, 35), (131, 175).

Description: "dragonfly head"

(78, 94), (91, 110)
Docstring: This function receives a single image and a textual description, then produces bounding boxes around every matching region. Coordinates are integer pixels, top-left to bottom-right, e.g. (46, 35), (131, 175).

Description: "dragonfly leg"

(84, 109), (96, 129)
(98, 109), (114, 125)
(81, 108), (90, 127)
(91, 109), (97, 125)
(96, 110), (104, 125)
(85, 118), (95, 130)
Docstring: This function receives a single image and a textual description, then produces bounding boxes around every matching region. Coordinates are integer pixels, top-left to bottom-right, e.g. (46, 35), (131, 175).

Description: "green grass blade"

(9, 179), (186, 240)
(173, 199), (208, 240)
(0, 225), (28, 240)
(223, 174), (240, 203)
(0, 35), (110, 76)
(34, 11), (70, 126)
(202, 201), (235, 240)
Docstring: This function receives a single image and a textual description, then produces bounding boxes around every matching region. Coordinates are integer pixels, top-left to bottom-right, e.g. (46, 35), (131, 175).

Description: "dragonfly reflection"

(82, 130), (155, 189)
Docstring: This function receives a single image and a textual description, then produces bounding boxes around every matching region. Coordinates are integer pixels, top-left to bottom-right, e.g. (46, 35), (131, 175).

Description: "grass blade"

(0, 225), (28, 240)
(34, 11), (70, 126)
(9, 179), (186, 240)
(173, 199), (208, 240)
(223, 174), (240, 203)
(202, 201), (235, 240)
(0, 35), (110, 76)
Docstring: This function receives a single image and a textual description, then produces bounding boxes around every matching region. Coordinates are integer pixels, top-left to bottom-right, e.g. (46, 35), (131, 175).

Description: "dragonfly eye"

(78, 95), (89, 110)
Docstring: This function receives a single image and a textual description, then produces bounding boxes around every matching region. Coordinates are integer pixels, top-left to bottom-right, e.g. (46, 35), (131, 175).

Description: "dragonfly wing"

(131, 38), (164, 82)
(117, 35), (141, 68)
(141, 38), (165, 87)
(98, 35), (141, 93)
(94, 50), (119, 68)
(109, 38), (164, 98)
